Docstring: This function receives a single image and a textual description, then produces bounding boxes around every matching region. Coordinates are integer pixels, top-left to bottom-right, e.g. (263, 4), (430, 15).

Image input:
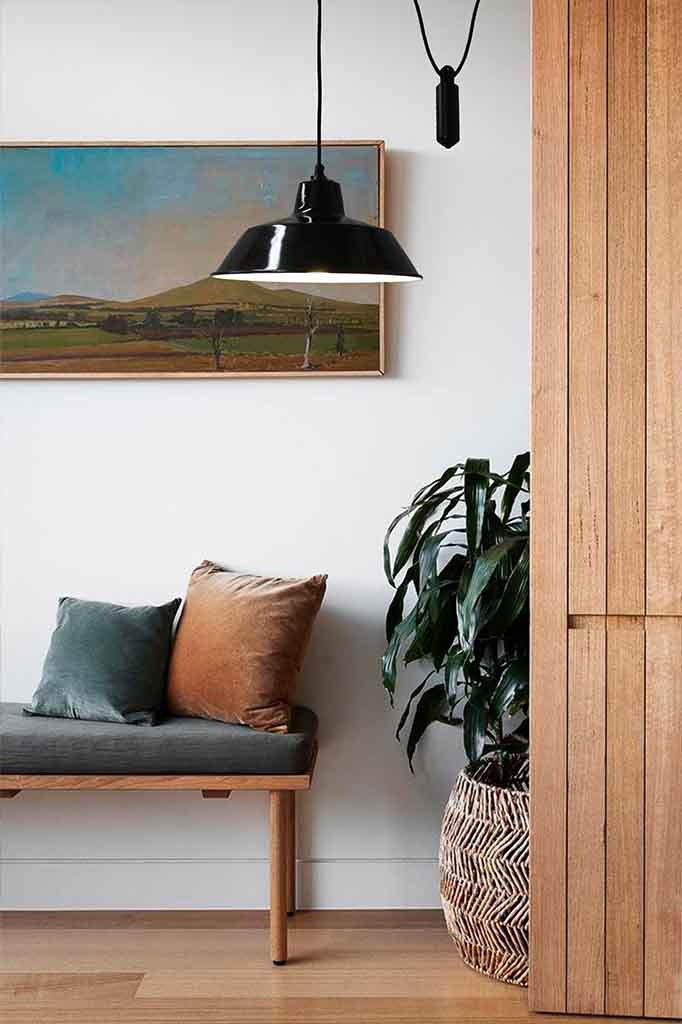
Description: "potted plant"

(382, 454), (530, 986)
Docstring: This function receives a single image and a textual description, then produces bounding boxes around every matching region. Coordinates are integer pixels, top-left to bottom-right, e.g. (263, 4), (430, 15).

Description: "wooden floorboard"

(0, 910), (659, 1023)
(0, 909), (444, 930)
(0, 1013), (661, 1024)
(0, 973), (144, 1003)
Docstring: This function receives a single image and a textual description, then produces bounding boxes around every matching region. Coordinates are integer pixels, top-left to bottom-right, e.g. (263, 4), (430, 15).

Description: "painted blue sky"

(0, 144), (379, 301)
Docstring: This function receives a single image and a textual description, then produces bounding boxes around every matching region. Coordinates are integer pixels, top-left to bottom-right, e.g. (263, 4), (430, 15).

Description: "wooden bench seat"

(0, 702), (318, 965)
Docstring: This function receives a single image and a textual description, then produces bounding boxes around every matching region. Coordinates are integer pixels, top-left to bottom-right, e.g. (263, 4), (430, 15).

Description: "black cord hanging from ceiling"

(315, 0), (324, 177)
(412, 0), (483, 147)
(412, 0), (482, 77)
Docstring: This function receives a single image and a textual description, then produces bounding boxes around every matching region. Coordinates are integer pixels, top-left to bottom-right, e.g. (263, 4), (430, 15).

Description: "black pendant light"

(212, 0), (422, 284)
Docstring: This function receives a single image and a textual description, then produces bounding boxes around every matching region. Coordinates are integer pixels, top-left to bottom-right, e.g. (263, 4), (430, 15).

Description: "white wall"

(0, 0), (530, 909)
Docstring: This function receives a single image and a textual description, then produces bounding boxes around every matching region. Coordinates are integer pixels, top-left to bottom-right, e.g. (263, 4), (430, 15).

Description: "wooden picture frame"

(0, 140), (385, 379)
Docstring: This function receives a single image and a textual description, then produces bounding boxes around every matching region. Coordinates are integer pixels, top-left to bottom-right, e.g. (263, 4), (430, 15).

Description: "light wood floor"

(0, 910), (652, 1023)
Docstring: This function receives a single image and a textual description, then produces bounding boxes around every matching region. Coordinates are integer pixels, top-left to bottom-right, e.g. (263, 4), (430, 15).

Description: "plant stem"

(493, 719), (504, 784)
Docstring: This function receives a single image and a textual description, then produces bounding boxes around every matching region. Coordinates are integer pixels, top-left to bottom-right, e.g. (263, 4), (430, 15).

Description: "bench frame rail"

(0, 745), (316, 965)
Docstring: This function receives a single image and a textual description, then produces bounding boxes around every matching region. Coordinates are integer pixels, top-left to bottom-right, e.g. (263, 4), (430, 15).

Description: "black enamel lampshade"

(212, 174), (422, 284)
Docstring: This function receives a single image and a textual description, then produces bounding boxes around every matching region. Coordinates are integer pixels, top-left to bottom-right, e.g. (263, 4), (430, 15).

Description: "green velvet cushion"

(24, 596), (181, 726)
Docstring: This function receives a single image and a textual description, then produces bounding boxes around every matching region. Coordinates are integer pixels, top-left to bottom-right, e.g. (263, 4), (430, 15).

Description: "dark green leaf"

(395, 671), (434, 740)
(438, 552), (466, 585)
(385, 567), (416, 643)
(484, 543), (529, 636)
(457, 538), (523, 649)
(430, 595), (459, 669)
(464, 458), (490, 554)
(484, 739), (528, 756)
(444, 647), (468, 702)
(511, 717), (529, 741)
(383, 506), (414, 586)
(410, 519), (443, 591)
(509, 686), (529, 716)
(393, 500), (442, 580)
(404, 593), (435, 662)
(463, 693), (488, 763)
(381, 603), (417, 697)
(489, 658), (529, 718)
(501, 452), (530, 523)
(505, 518), (530, 534)
(482, 504), (505, 556)
(412, 465), (464, 504)
(405, 684), (449, 771)
(383, 495), (446, 586)
(417, 531), (450, 590)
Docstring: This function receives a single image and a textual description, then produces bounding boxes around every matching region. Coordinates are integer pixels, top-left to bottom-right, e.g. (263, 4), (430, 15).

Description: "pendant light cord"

(314, 0), (324, 178)
(312, 0), (480, 177)
(412, 0), (482, 78)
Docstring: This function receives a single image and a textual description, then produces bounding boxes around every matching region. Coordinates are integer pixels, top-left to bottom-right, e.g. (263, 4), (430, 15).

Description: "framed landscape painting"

(0, 141), (384, 378)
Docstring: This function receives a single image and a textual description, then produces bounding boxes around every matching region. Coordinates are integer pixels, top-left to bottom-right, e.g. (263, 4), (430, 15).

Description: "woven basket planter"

(439, 756), (529, 986)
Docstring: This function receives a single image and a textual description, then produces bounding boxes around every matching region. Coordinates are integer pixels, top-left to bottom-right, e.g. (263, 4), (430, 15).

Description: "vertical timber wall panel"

(607, 0), (646, 617)
(568, 0), (608, 617)
(605, 1), (646, 1017)
(647, 0), (682, 615)
(645, 4), (682, 1016)
(566, 0), (608, 1015)
(533, 0), (682, 1016)
(567, 625), (606, 1014)
(606, 623), (645, 1016)
(529, 0), (568, 1012)
(644, 618), (682, 1018)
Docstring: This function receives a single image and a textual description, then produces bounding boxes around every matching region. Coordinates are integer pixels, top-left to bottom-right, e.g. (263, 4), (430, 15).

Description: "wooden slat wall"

(568, 0), (608, 617)
(567, 625), (606, 1015)
(607, 0), (647, 617)
(644, 10), (682, 1008)
(606, 624), (645, 1016)
(566, 0), (607, 1015)
(605, 1), (647, 1017)
(529, 0), (568, 1011)
(646, 0), (682, 616)
(645, 619), (682, 1018)
(532, 0), (682, 1017)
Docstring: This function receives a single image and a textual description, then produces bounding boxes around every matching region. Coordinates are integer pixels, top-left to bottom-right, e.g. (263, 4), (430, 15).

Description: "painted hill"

(117, 277), (368, 311)
(1, 279), (377, 312)
(50, 294), (111, 305)
(2, 291), (52, 303)
(2, 293), (109, 307)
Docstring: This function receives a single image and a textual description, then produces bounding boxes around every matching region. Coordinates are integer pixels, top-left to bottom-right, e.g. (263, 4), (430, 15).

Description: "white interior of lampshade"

(211, 272), (421, 283)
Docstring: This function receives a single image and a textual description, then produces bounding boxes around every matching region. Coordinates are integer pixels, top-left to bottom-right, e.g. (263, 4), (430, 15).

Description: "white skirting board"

(0, 858), (440, 910)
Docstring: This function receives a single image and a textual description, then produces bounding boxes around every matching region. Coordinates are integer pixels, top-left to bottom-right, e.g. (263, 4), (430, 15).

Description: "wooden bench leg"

(270, 790), (288, 965)
(287, 790), (296, 916)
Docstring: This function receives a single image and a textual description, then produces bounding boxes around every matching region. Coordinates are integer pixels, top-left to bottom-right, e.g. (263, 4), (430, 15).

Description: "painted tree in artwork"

(197, 309), (241, 371)
(301, 298), (319, 370)
(336, 324), (346, 358)
(143, 309), (162, 330)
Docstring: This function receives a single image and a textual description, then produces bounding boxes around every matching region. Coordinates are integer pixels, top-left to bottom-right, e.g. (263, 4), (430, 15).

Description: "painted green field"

(1, 327), (122, 351)
(170, 331), (378, 356)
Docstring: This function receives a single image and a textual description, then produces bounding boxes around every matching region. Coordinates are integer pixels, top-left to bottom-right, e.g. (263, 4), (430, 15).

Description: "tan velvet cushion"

(165, 561), (326, 732)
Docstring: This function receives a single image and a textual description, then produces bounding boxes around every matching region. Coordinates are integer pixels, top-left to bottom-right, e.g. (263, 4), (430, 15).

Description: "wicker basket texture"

(439, 756), (529, 986)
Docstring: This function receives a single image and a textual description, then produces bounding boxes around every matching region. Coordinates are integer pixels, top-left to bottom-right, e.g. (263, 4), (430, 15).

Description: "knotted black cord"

(412, 0), (483, 78)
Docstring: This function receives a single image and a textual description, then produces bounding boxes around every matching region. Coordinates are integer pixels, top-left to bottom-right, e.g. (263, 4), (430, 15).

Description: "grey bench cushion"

(0, 703), (317, 776)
